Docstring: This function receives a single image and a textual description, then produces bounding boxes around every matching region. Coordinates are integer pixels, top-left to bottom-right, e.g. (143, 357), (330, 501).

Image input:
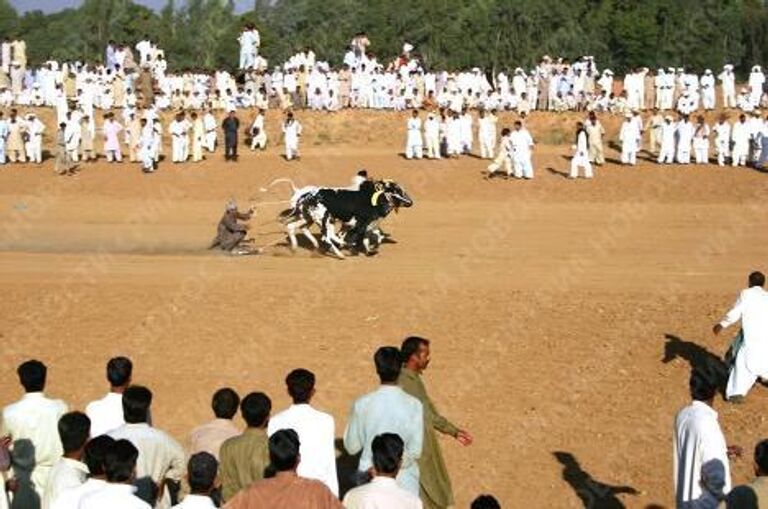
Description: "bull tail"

(260, 178), (299, 195)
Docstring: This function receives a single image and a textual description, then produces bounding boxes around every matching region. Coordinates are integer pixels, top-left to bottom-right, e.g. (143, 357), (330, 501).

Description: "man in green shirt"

(398, 337), (473, 509)
(219, 392), (271, 502)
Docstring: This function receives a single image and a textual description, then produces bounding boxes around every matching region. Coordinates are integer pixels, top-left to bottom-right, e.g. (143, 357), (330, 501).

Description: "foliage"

(2, 0), (766, 76)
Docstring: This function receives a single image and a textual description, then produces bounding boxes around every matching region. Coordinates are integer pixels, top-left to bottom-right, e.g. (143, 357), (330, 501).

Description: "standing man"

(675, 115), (694, 164)
(86, 357), (132, 437)
(172, 453), (218, 509)
(191, 112), (204, 162)
(219, 392), (271, 502)
(657, 115), (676, 165)
(648, 108), (664, 156)
(509, 120), (534, 179)
(731, 114), (750, 167)
(405, 110), (423, 160)
(674, 369), (733, 507)
(222, 110), (239, 162)
(50, 435), (115, 509)
(344, 346), (424, 496)
(25, 113), (44, 164)
(398, 337), (472, 509)
(719, 65), (736, 109)
(203, 109), (217, 153)
(54, 123), (75, 176)
(282, 111), (302, 161)
(1, 360), (69, 509)
(424, 113), (441, 160)
(169, 112), (189, 163)
(0, 111), (8, 165)
(78, 439), (151, 509)
(108, 386), (186, 509)
(619, 113), (640, 166)
(569, 122), (593, 179)
(584, 112), (605, 166)
(477, 109), (497, 160)
(714, 271), (768, 402)
(102, 113), (123, 163)
(713, 115), (731, 167)
(249, 109), (267, 151)
(267, 369), (338, 495)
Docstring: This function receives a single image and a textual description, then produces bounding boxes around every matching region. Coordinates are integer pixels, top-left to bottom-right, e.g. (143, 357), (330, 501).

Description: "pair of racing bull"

(266, 176), (413, 259)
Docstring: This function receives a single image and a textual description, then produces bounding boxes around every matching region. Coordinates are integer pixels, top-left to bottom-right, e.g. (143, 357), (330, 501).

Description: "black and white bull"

(273, 179), (413, 258)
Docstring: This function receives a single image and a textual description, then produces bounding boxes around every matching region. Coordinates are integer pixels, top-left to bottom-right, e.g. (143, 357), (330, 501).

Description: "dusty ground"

(0, 109), (767, 509)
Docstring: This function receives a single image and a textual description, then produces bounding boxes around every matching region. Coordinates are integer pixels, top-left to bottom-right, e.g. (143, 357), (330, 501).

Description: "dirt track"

(0, 110), (767, 508)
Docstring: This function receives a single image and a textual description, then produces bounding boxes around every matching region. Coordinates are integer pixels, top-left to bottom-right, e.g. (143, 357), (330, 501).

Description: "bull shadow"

(335, 438), (362, 498)
(662, 333), (728, 397)
(553, 451), (638, 509)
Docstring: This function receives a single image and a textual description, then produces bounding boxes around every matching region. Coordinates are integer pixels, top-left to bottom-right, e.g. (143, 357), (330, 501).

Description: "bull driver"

(210, 199), (260, 255)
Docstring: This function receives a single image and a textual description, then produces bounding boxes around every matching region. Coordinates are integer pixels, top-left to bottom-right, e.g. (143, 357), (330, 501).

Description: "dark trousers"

(225, 134), (238, 160)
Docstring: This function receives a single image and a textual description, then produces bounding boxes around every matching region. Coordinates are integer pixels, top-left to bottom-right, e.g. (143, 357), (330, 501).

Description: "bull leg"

(301, 227), (319, 249)
(286, 220), (303, 251)
(322, 219), (345, 259)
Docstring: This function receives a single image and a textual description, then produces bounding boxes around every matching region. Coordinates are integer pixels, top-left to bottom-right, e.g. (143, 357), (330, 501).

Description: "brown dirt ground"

(0, 109), (767, 509)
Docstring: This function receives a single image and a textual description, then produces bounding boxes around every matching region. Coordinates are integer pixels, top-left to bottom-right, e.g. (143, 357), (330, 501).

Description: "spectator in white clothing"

(79, 439), (151, 509)
(171, 452), (217, 509)
(674, 369), (738, 509)
(50, 435), (115, 509)
(42, 412), (91, 509)
(342, 433), (422, 509)
(109, 386), (185, 509)
(86, 357), (133, 437)
(267, 369), (339, 495)
(1, 360), (68, 509)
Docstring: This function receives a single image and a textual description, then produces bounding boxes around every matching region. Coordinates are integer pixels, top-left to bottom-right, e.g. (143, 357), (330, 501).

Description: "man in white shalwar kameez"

(714, 271), (768, 401)
(405, 110), (423, 159)
(674, 369), (732, 508)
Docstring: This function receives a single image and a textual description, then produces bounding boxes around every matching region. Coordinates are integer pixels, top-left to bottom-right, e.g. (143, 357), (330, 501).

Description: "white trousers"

(727, 346), (768, 399)
(676, 146), (691, 164)
(732, 145), (748, 166)
(715, 140), (730, 166)
(285, 141), (299, 160)
(570, 154), (593, 178)
(694, 145), (709, 164)
(480, 137), (495, 159)
(425, 136), (440, 159)
(621, 146), (637, 165)
(172, 138), (186, 162)
(514, 155), (534, 179)
(406, 142), (423, 159)
(658, 145), (675, 164)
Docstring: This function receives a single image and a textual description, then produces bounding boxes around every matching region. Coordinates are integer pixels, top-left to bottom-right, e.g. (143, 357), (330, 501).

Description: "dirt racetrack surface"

(0, 109), (767, 508)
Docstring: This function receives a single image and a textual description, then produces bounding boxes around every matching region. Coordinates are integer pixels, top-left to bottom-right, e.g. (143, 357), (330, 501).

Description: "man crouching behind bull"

(210, 199), (258, 254)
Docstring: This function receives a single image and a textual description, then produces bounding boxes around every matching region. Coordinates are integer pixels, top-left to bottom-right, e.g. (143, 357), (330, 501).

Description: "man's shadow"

(553, 451), (638, 509)
(662, 333), (728, 397)
(335, 438), (362, 498)
(9, 439), (40, 509)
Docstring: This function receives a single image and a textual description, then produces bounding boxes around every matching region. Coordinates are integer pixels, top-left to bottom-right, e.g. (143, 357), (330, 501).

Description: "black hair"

(122, 385), (152, 424)
(471, 495), (501, 509)
(755, 439), (768, 474)
(18, 360), (46, 392)
(749, 271), (765, 288)
(400, 336), (430, 364)
(285, 369), (315, 404)
(241, 392), (271, 428)
(212, 388), (240, 419)
(374, 347), (402, 383)
(372, 433), (404, 475)
(107, 357), (133, 387)
(268, 429), (300, 472)
(104, 439), (139, 483)
(84, 435), (115, 476)
(689, 369), (717, 402)
(58, 412), (91, 454)
(187, 452), (218, 493)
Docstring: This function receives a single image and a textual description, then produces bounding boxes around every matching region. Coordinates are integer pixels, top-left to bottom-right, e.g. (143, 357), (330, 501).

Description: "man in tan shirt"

(189, 388), (240, 460)
(224, 429), (342, 509)
(219, 392), (271, 502)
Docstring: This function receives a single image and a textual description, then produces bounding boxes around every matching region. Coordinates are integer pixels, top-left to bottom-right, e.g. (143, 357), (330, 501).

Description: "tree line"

(0, 0), (765, 76)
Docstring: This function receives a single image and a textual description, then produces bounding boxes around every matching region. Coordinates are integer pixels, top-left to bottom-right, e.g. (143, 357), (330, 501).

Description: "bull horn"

(371, 190), (384, 206)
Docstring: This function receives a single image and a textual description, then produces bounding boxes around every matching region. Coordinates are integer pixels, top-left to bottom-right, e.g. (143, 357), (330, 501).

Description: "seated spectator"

(219, 392), (271, 502)
(224, 429), (342, 509)
(190, 388), (240, 460)
(109, 386), (185, 508)
(43, 412), (91, 509)
(79, 439), (150, 509)
(51, 435), (115, 509)
(172, 452), (218, 509)
(342, 433), (422, 509)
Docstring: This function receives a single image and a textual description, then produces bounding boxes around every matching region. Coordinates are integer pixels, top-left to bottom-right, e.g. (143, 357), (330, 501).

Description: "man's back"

(343, 477), (423, 509)
(344, 386), (423, 495)
(223, 472), (341, 509)
(85, 392), (124, 437)
(50, 478), (107, 509)
(109, 423), (185, 507)
(673, 401), (730, 506)
(723, 287), (768, 348)
(189, 418), (239, 461)
(79, 483), (151, 509)
(219, 428), (269, 502)
(267, 404), (338, 495)
(2, 393), (68, 490)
